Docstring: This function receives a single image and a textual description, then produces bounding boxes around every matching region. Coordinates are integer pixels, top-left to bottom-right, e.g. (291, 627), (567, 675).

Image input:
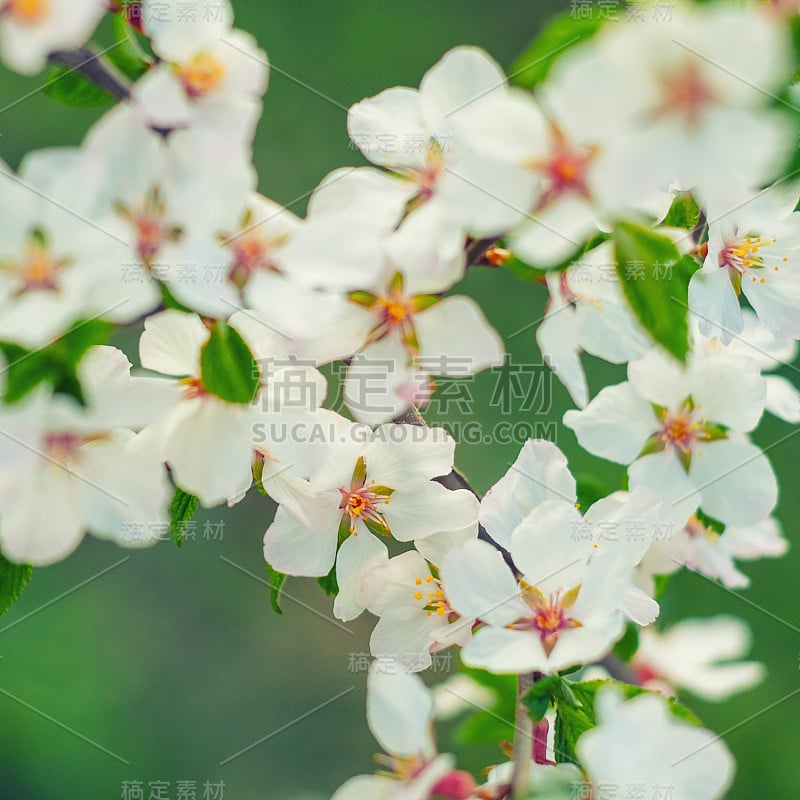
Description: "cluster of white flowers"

(1, 0), (798, 797)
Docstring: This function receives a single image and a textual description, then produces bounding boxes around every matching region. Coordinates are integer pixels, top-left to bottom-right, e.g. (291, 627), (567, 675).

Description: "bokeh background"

(0, 2), (798, 798)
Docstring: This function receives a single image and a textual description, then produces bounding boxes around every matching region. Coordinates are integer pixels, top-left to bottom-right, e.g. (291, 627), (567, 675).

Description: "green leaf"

(663, 192), (700, 231)
(266, 563), (287, 614)
(613, 222), (700, 362)
(199, 320), (260, 404)
(523, 674), (564, 721)
(0, 553), (32, 617)
(44, 67), (115, 107)
(107, 12), (152, 82)
(169, 488), (198, 548)
(510, 11), (603, 89)
(0, 319), (112, 405)
(613, 623), (640, 663)
(317, 568), (339, 597)
(553, 678), (703, 763)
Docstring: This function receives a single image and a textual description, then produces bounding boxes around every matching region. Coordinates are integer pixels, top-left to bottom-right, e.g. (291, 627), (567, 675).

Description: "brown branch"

(48, 47), (131, 102)
(393, 404), (516, 570)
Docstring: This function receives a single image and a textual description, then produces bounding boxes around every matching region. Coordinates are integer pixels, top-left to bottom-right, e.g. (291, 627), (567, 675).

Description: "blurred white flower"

(577, 687), (734, 800)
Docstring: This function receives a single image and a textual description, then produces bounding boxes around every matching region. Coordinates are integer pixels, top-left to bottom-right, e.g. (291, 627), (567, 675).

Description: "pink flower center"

(9, 236), (66, 294)
(511, 585), (581, 656)
(657, 61), (716, 125)
(4, 0), (48, 23)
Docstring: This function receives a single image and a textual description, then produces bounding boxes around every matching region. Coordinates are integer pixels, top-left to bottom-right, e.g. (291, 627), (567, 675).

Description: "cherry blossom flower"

(263, 418), (479, 621)
(135, 0), (267, 138)
(441, 486), (662, 674)
(0, 346), (174, 565)
(690, 191), (800, 341)
(360, 528), (477, 672)
(331, 663), (474, 800)
(0, 154), (146, 347)
(576, 687), (734, 800)
(277, 204), (504, 424)
(0, 0), (106, 75)
(564, 348), (776, 530)
(632, 616), (765, 701)
(553, 3), (792, 206)
(347, 46), (536, 242)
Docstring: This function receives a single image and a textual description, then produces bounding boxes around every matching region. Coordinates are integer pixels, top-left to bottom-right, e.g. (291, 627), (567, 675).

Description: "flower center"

(657, 61), (716, 124)
(720, 234), (784, 294)
(2, 232), (68, 295)
(43, 432), (85, 464)
(179, 376), (208, 400)
(4, 0), (48, 23)
(337, 456), (393, 535)
(660, 409), (700, 454)
(177, 52), (226, 98)
(118, 189), (181, 266)
(227, 234), (271, 288)
(544, 144), (592, 198)
(685, 514), (721, 542)
(510, 585), (581, 656)
(412, 575), (452, 618)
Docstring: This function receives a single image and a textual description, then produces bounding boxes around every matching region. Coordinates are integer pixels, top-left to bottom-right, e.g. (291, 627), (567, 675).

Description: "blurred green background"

(0, 2), (798, 798)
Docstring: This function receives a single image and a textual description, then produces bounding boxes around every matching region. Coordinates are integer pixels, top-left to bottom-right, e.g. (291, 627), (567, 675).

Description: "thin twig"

(48, 48), (132, 101)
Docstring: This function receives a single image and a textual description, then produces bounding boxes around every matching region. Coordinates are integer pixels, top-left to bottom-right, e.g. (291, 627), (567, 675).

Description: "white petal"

(347, 87), (428, 170)
(416, 296), (505, 375)
(629, 450), (700, 531)
(440, 539), (526, 628)
(262, 504), (338, 578)
(419, 46), (507, 132)
(461, 626), (548, 674)
(479, 439), (576, 551)
(765, 374), (800, 423)
(367, 662), (434, 757)
(162, 398), (254, 506)
(139, 310), (209, 377)
(511, 500), (590, 595)
(689, 439), (778, 527)
(386, 482), (478, 542)
(334, 532), (388, 621)
(563, 382), (656, 464)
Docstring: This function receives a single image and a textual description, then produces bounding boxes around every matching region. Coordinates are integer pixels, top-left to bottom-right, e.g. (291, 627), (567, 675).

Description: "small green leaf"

(613, 222), (700, 362)
(44, 67), (115, 107)
(0, 553), (32, 617)
(169, 487), (198, 548)
(199, 321), (260, 404)
(510, 11), (603, 89)
(317, 568), (339, 597)
(613, 623), (640, 663)
(523, 674), (563, 722)
(663, 192), (700, 231)
(0, 319), (112, 405)
(266, 563), (287, 614)
(107, 12), (152, 82)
